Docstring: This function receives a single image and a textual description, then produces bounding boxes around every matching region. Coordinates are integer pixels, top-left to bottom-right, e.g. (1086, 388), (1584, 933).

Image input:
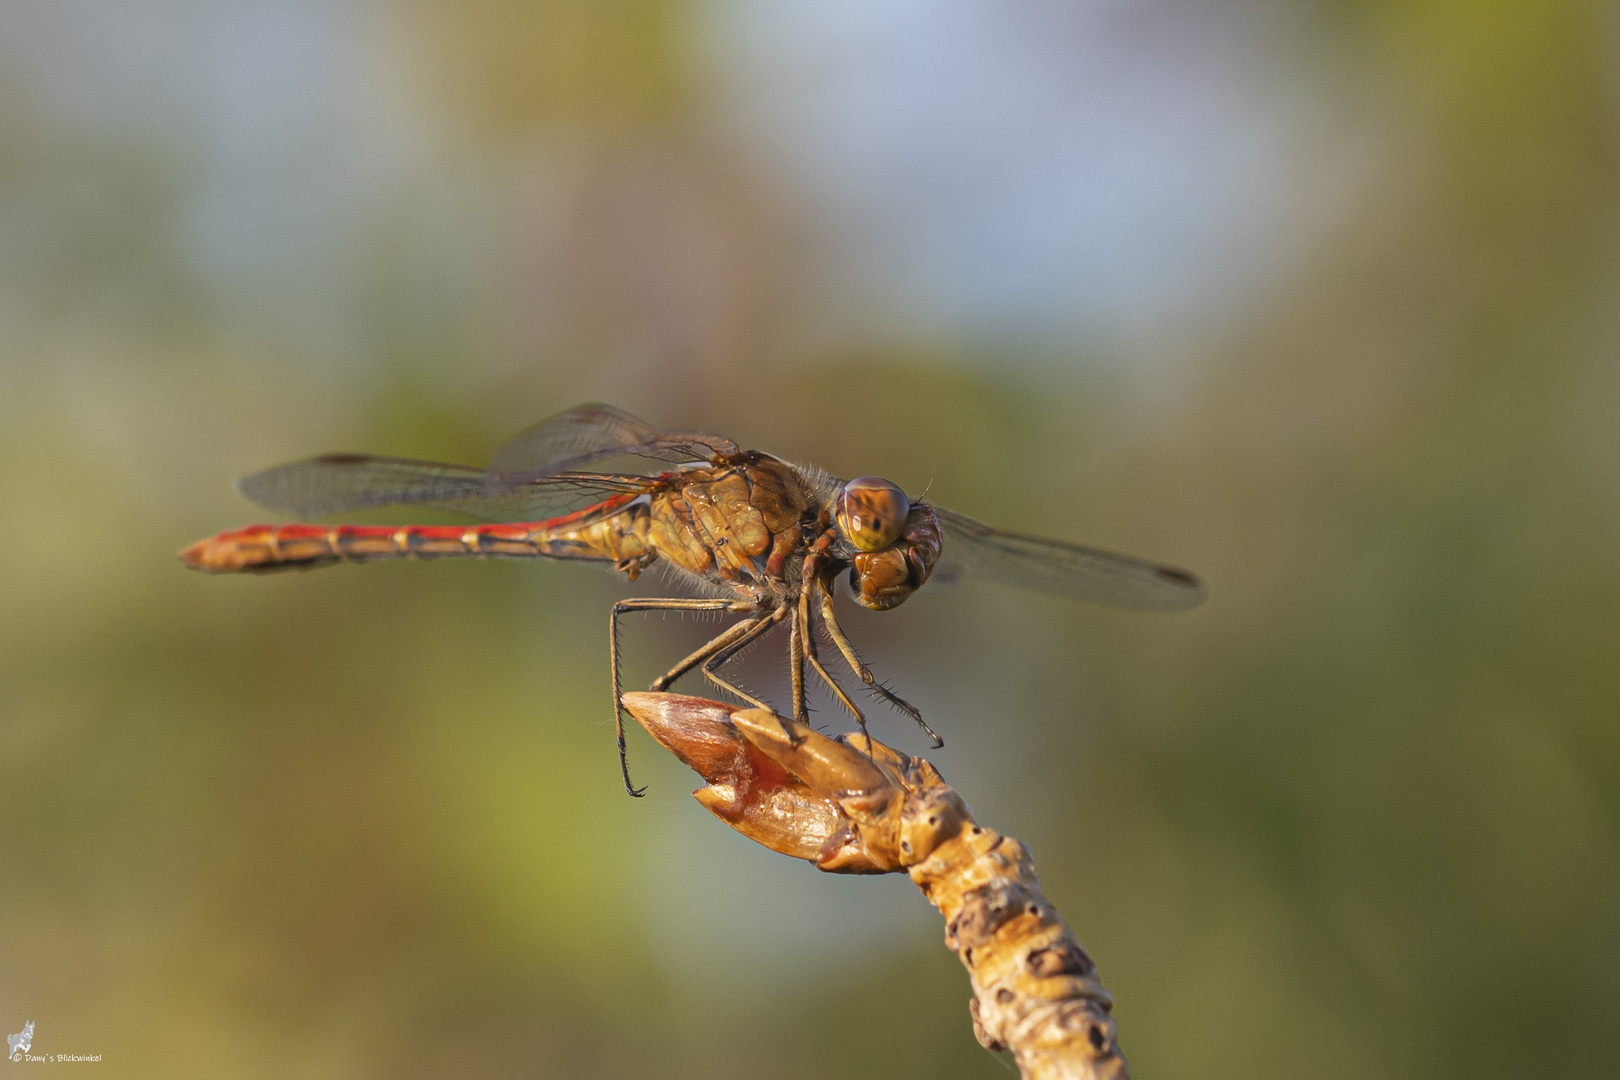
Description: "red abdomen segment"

(182, 495), (650, 573)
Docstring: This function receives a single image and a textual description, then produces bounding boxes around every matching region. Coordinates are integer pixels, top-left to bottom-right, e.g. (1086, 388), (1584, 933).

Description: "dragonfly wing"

(238, 455), (647, 523)
(931, 506), (1205, 611)
(487, 402), (739, 475)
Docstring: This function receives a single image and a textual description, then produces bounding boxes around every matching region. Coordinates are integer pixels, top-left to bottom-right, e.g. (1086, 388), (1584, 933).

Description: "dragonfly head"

(834, 477), (911, 553)
(842, 499), (942, 611)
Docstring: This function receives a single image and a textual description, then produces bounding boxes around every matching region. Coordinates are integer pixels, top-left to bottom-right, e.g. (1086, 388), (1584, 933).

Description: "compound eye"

(835, 477), (910, 553)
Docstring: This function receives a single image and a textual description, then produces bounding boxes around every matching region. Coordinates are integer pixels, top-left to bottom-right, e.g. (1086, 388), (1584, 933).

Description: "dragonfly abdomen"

(180, 493), (653, 573)
(179, 523), (560, 572)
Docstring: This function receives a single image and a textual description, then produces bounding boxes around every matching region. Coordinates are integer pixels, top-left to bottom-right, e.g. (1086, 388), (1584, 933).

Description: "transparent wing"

(931, 506), (1205, 611)
(236, 402), (731, 523)
(487, 402), (739, 475)
(237, 454), (648, 523)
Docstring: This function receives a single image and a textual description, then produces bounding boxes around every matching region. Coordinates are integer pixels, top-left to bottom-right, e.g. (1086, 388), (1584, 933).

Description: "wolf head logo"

(7, 1022), (33, 1061)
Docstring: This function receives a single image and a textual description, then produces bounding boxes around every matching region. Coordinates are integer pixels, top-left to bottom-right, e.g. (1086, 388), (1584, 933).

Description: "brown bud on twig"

(622, 692), (1129, 1080)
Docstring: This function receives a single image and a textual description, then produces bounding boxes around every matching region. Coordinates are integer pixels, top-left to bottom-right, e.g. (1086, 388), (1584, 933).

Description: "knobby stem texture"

(621, 692), (1128, 1080)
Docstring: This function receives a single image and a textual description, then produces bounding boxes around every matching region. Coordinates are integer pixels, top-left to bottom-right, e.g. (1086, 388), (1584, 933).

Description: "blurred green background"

(2, 1), (1618, 1076)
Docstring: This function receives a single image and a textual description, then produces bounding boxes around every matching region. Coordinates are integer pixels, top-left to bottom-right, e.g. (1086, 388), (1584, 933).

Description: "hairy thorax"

(641, 455), (816, 606)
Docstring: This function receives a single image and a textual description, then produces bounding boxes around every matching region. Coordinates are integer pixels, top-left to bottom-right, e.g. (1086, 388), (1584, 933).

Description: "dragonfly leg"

(649, 609), (767, 692)
(610, 596), (754, 796)
(700, 604), (791, 710)
(798, 588), (866, 729)
(815, 577), (941, 747)
(788, 599), (807, 723)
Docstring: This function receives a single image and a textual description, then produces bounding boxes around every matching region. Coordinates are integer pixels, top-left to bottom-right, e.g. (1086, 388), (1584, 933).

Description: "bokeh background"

(2, 1), (1618, 1076)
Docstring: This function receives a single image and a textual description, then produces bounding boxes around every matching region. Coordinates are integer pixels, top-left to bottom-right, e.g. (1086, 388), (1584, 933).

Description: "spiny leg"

(610, 596), (753, 796)
(700, 604), (790, 710)
(650, 609), (767, 692)
(798, 589), (866, 729)
(815, 577), (940, 746)
(788, 598), (808, 723)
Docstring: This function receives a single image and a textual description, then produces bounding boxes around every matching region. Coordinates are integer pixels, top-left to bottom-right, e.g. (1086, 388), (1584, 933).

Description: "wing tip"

(235, 461), (310, 516)
(233, 471), (265, 503)
(1156, 565), (1208, 610)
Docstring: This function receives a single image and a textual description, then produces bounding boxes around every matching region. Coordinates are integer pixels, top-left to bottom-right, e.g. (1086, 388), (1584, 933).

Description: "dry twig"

(621, 691), (1129, 1080)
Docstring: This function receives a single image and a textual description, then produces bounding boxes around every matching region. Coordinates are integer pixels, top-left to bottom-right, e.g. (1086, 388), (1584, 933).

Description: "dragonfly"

(182, 403), (1205, 794)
